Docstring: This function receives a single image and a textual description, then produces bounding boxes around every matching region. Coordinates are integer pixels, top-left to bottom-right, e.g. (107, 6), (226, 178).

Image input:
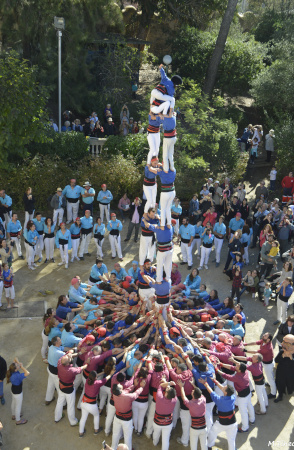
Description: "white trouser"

(105, 402), (116, 434)
(71, 238), (80, 259)
(24, 211), (34, 229)
(132, 400), (149, 433)
(99, 385), (111, 411)
(99, 204), (110, 222)
(55, 388), (78, 426)
(79, 233), (92, 257)
(74, 372), (83, 391)
(238, 393), (255, 431)
(67, 201), (79, 223)
(45, 368), (59, 402)
(150, 89), (175, 114)
(146, 400), (156, 435)
(41, 329), (48, 359)
(156, 249), (173, 282)
(205, 401), (215, 434)
(147, 132), (161, 164)
(143, 184), (157, 213)
(4, 211), (12, 225)
(243, 246), (249, 264)
(180, 408), (191, 445)
(77, 376), (86, 409)
(4, 286), (15, 299)
(10, 237), (22, 256)
(162, 136), (177, 172)
(139, 287), (155, 310)
(214, 237), (224, 263)
(35, 234), (44, 259)
(263, 362), (276, 395)
(44, 237), (55, 260)
(155, 301), (169, 321)
(139, 235), (155, 265)
(255, 383), (268, 413)
(112, 416), (133, 450)
(11, 392), (23, 421)
(190, 426), (208, 450)
(79, 401), (100, 434)
(181, 242), (193, 266)
(24, 242), (29, 261)
(160, 191), (175, 226)
(200, 246), (212, 267)
(53, 208), (64, 226)
(94, 238), (104, 258)
(172, 397), (180, 428)
(27, 245), (35, 266)
(59, 244), (68, 264)
(109, 234), (122, 258)
(192, 238), (201, 256)
(0, 281), (3, 306)
(277, 299), (288, 323)
(153, 421), (173, 450)
(207, 421), (237, 450)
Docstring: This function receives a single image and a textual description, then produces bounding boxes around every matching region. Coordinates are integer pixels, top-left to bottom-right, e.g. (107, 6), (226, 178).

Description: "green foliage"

(274, 117), (294, 176)
(176, 80), (240, 175)
(104, 134), (149, 164)
(174, 153), (210, 199)
(172, 26), (266, 94)
(0, 51), (49, 166)
(27, 131), (90, 162)
(0, 153), (142, 210)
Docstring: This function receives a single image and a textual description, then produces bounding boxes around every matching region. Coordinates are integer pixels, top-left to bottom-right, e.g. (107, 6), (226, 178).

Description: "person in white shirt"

(270, 165), (277, 191)
(266, 129), (275, 162)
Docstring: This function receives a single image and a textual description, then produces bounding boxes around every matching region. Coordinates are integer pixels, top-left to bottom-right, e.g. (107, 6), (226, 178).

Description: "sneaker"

(180, 262), (187, 265)
(274, 396), (283, 403)
(268, 393), (275, 399)
(79, 429), (86, 437)
(198, 266), (203, 270)
(79, 256), (84, 261)
(45, 397), (55, 405)
(38, 258), (42, 263)
(187, 265), (192, 270)
(70, 258), (74, 263)
(75, 257), (80, 261)
(0, 396), (5, 405)
(212, 259), (216, 263)
(204, 265), (208, 270)
(44, 259), (48, 263)
(136, 431), (142, 436)
(94, 427), (103, 435)
(216, 262), (220, 267)
(55, 413), (65, 423)
(51, 258), (55, 263)
(19, 255), (24, 260)
(124, 239), (130, 242)
(176, 437), (188, 447)
(38, 290), (47, 297)
(58, 262), (64, 266)
(238, 427), (249, 433)
(273, 320), (281, 325)
(71, 420), (79, 427)
(144, 430), (151, 439)
(29, 265), (35, 270)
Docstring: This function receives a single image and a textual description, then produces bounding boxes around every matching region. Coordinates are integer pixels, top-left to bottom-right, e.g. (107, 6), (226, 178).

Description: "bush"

(172, 26), (266, 95)
(274, 117), (294, 177)
(104, 133), (149, 164)
(0, 153), (143, 210)
(27, 131), (90, 162)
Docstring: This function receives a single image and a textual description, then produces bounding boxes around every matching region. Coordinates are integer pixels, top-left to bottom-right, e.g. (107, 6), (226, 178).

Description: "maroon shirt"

(246, 358), (263, 377)
(113, 387), (143, 414)
(256, 340), (274, 363)
(220, 365), (250, 393)
(57, 359), (83, 384)
(169, 368), (193, 397)
(155, 385), (177, 416)
(84, 377), (107, 399)
(183, 395), (206, 417)
(171, 270), (181, 286)
(230, 342), (246, 357)
(84, 349), (113, 373)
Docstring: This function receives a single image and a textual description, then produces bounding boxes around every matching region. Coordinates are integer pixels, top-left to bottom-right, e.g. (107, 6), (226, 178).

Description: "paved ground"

(1, 222), (294, 450)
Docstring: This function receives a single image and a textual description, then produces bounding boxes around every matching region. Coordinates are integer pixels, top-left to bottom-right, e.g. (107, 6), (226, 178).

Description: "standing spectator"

(199, 222), (214, 270)
(107, 213), (123, 261)
(277, 217), (294, 258)
(240, 199), (250, 221)
(81, 182), (95, 216)
(82, 117), (91, 136)
(44, 218), (56, 263)
(120, 105), (130, 122)
(118, 194), (131, 222)
(50, 119), (58, 132)
(104, 104), (112, 121)
(55, 223), (72, 269)
(255, 181), (268, 202)
(274, 278), (294, 326)
(265, 129), (275, 162)
(6, 359), (30, 425)
(236, 183), (246, 204)
(23, 187), (35, 229)
(72, 119), (83, 132)
(212, 181), (223, 215)
(51, 188), (66, 226)
(189, 194), (200, 224)
(213, 215), (226, 267)
(62, 179), (82, 224)
(171, 197), (182, 236)
(91, 120), (104, 138)
(128, 117), (134, 134)
(132, 121), (139, 134)
(0, 190), (12, 225)
(61, 121), (71, 132)
(119, 119), (129, 136)
(249, 137), (259, 165)
(93, 217), (105, 259)
(221, 177), (234, 197)
(269, 166), (277, 191)
(274, 334), (294, 403)
(97, 184), (113, 223)
(171, 263), (181, 285)
(104, 117), (116, 136)
(281, 171), (294, 204)
(6, 213), (23, 260)
(124, 198), (143, 243)
(0, 355), (7, 405)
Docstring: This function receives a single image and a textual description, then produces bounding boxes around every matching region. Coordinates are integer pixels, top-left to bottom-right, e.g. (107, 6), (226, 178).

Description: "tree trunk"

(203, 0), (238, 97)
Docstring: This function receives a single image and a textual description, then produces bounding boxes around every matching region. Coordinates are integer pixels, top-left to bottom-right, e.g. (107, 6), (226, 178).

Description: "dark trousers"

(251, 223), (260, 248)
(224, 251), (233, 271)
(231, 286), (240, 301)
(126, 221), (140, 240)
(270, 180), (276, 191)
(82, 202), (93, 215)
(266, 150), (273, 162)
(260, 263), (273, 278)
(279, 239), (289, 260)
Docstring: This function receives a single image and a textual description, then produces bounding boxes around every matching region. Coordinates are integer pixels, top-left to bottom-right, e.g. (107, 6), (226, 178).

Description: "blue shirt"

(158, 169), (176, 185)
(128, 267), (140, 283)
(97, 190), (113, 204)
(213, 222), (226, 237)
(55, 229), (72, 250)
(93, 223), (105, 236)
(149, 225), (173, 244)
(194, 225), (203, 237)
(179, 224), (195, 240)
(107, 219), (123, 232)
(27, 229), (39, 244)
(70, 224), (81, 235)
(48, 345), (65, 367)
(240, 232), (250, 245)
(10, 371), (25, 386)
(0, 194), (12, 207)
(90, 263), (108, 280)
(81, 187), (95, 204)
(148, 114), (161, 128)
(229, 218), (244, 232)
(227, 320), (245, 337)
(80, 216), (93, 230)
(62, 185), (82, 199)
(89, 284), (103, 297)
(192, 363), (215, 390)
(83, 299), (99, 312)
(7, 220), (22, 234)
(162, 115), (176, 131)
(44, 223), (56, 235)
(144, 166), (157, 181)
(171, 204), (182, 215)
(113, 267), (128, 281)
(33, 218), (46, 232)
(210, 391), (236, 412)
(56, 301), (78, 319)
(184, 274), (201, 290)
(201, 230), (214, 244)
(61, 330), (81, 347)
(68, 285), (87, 303)
(160, 67), (175, 96)
(48, 324), (63, 341)
(149, 280), (171, 296)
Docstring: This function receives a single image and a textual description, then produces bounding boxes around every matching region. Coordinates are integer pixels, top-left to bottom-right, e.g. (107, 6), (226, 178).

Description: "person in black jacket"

(23, 187), (35, 229)
(277, 315), (294, 346)
(124, 198), (144, 243)
(0, 355), (7, 405)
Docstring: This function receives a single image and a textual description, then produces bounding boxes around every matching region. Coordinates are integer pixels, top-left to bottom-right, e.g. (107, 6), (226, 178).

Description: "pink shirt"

(155, 385), (177, 415)
(221, 366), (250, 392)
(133, 368), (151, 398)
(131, 205), (140, 224)
(113, 387), (143, 413)
(209, 348), (233, 365)
(57, 359), (82, 383)
(183, 394), (206, 417)
(169, 368), (193, 396)
(230, 343), (246, 357)
(256, 340), (274, 363)
(85, 349), (112, 372)
(150, 365), (169, 389)
(118, 198), (130, 210)
(84, 377), (107, 398)
(246, 358), (263, 377)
